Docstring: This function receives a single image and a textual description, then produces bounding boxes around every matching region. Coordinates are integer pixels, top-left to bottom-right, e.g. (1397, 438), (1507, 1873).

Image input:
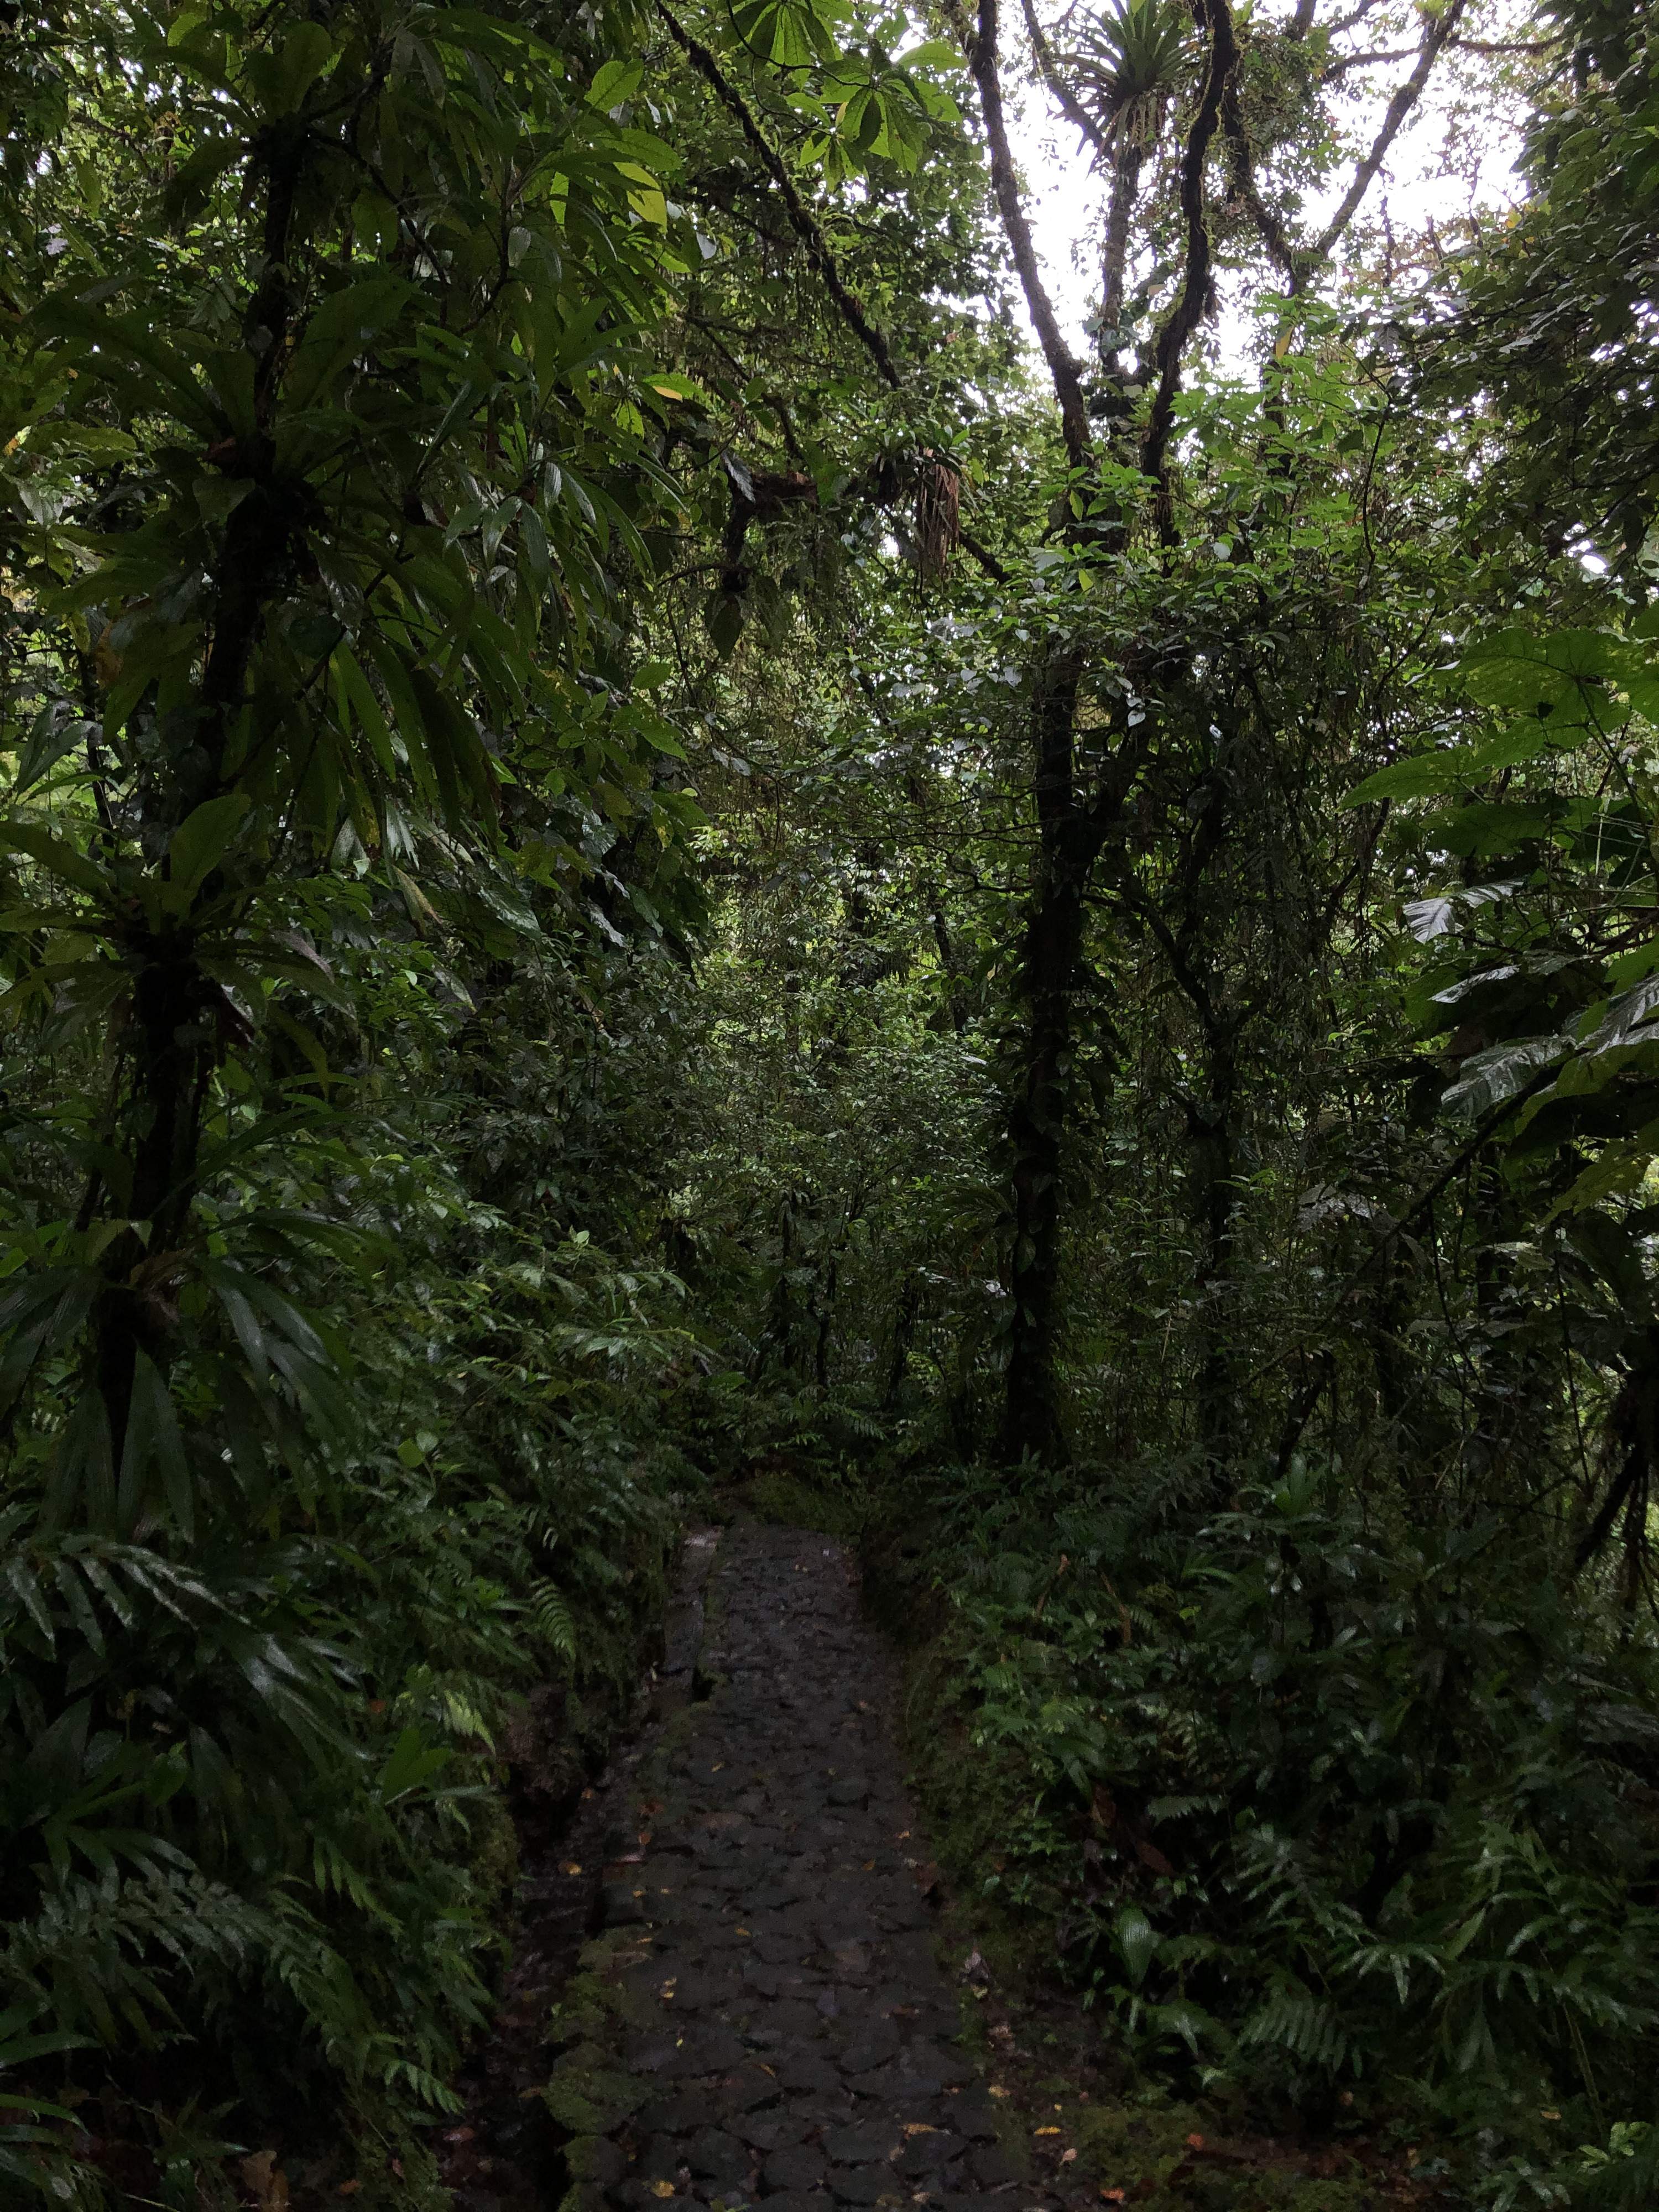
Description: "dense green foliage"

(3, 0), (1659, 2200)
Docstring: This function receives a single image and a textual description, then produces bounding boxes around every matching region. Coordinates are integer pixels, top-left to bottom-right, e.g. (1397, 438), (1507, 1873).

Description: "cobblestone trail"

(546, 1526), (1062, 2212)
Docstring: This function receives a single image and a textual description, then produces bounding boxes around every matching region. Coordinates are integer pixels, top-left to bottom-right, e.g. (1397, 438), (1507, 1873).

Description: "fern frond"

(530, 1581), (578, 1661)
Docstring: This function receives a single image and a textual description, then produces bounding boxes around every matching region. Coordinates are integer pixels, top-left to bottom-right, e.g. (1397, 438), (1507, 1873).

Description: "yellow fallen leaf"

(1035, 2127), (1062, 2136)
(239, 2152), (289, 2212)
(651, 2184), (677, 2199)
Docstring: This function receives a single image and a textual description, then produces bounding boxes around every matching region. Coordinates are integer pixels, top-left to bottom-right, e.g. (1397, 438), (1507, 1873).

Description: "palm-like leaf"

(1065, 0), (1193, 145)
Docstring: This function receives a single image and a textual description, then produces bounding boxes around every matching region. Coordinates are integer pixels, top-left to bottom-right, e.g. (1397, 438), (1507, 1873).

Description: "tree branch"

(961, 526), (1012, 583)
(656, 1), (902, 390)
(1322, 45), (1416, 77)
(1306, 0), (1472, 275)
(1020, 0), (1111, 163)
(1140, 0), (1238, 534)
(1221, 76), (1297, 283)
(968, 0), (1094, 471)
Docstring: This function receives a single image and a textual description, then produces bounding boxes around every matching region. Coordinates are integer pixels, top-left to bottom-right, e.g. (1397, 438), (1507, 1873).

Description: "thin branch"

(1020, 0), (1111, 163)
(1451, 32), (1568, 53)
(656, 1), (902, 389)
(969, 0), (1094, 471)
(1574, 1436), (1645, 1571)
(1221, 77), (1297, 283)
(1346, 1065), (1558, 1299)
(960, 527), (1013, 583)
(1305, 0), (1472, 275)
(1140, 0), (1238, 531)
(1322, 45), (1416, 77)
(1322, 0), (1389, 34)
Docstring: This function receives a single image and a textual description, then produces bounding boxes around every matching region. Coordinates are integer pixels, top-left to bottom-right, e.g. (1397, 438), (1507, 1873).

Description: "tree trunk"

(1186, 1028), (1240, 1469)
(1000, 651), (1090, 1468)
(87, 135), (300, 1478)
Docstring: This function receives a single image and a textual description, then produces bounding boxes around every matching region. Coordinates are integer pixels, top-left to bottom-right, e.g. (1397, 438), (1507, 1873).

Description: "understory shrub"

(896, 1457), (1659, 2201)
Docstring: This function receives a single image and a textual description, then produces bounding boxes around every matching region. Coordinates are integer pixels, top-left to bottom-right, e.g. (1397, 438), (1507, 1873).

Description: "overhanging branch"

(656, 1), (902, 390)
(1020, 0), (1111, 164)
(969, 0), (1094, 472)
(1139, 0), (1238, 534)
(1305, 0), (1472, 276)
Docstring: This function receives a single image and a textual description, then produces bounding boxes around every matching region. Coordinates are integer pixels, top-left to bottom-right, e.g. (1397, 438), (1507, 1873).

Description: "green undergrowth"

(868, 1460), (1659, 2212)
(1073, 2096), (1374, 2212)
(1, 1151), (700, 2206)
(733, 1460), (875, 1537)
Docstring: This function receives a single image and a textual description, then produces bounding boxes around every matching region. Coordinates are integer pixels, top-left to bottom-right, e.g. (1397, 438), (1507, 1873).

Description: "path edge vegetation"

(4, 0), (1659, 2201)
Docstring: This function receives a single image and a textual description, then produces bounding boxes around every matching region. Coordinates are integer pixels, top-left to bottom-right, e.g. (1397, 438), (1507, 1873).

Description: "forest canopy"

(3, 0), (1659, 2201)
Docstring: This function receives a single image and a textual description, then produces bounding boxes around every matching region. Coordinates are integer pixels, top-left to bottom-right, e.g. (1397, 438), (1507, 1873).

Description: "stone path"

(546, 1526), (1063, 2212)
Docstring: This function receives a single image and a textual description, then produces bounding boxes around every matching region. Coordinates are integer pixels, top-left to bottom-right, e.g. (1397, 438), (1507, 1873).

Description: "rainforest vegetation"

(3, 0), (1659, 2198)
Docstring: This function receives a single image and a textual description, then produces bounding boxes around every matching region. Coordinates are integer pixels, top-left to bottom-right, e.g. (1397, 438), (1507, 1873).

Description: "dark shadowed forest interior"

(4, 0), (1659, 2202)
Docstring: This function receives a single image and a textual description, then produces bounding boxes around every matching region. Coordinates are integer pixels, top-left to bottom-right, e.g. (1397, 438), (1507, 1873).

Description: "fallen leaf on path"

(238, 2152), (289, 2210)
(1100, 2190), (1125, 2203)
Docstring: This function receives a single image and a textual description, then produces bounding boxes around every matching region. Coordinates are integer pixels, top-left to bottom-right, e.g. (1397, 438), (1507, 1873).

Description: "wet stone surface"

(546, 1526), (1058, 2212)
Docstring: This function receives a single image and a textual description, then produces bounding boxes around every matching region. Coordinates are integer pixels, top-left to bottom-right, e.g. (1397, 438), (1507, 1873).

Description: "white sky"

(999, 0), (1537, 368)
